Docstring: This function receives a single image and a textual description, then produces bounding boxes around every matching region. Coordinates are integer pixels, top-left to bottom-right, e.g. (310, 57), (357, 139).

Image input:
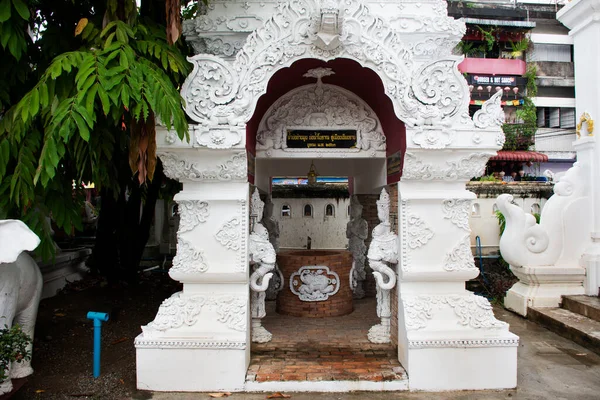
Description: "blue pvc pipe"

(86, 311), (109, 378)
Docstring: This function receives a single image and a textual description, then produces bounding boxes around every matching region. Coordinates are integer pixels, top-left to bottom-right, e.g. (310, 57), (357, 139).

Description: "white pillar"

(558, 0), (600, 296)
(396, 120), (519, 391)
(135, 127), (251, 392)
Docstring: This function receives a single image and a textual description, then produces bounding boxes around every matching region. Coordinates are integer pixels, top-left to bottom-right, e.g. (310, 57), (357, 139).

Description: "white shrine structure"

(135, 0), (520, 392)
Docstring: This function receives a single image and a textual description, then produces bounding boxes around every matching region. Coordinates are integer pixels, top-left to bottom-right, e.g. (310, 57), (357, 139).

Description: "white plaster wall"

(272, 198), (350, 249)
(469, 197), (547, 254)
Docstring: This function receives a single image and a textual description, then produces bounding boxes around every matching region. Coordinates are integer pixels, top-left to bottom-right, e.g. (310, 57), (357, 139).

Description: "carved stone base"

(367, 321), (391, 344)
(504, 265), (586, 316)
(135, 335), (249, 391)
(251, 320), (272, 343)
(399, 291), (519, 390)
(406, 332), (518, 391)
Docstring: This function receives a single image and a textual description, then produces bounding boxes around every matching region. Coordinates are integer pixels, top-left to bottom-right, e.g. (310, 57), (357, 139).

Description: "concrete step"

(528, 306), (600, 356)
(562, 295), (600, 323)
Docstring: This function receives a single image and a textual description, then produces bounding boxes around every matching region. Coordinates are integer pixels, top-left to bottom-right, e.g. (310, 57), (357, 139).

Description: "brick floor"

(248, 297), (407, 382)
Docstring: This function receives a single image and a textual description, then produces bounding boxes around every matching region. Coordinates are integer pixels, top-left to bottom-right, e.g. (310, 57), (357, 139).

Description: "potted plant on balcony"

(509, 38), (530, 60)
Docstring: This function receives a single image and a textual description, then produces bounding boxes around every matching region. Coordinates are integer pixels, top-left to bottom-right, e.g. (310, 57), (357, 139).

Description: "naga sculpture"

(367, 189), (398, 344)
(262, 195), (284, 300)
(0, 220), (43, 395)
(249, 189), (276, 343)
(497, 163), (591, 315)
(497, 163), (590, 268)
(346, 195), (368, 299)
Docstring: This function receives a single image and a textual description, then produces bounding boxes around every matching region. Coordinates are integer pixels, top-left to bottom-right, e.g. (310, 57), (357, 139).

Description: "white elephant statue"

(0, 219), (43, 395)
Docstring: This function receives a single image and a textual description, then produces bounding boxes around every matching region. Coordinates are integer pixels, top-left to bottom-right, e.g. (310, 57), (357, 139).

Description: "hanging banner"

(286, 129), (357, 149)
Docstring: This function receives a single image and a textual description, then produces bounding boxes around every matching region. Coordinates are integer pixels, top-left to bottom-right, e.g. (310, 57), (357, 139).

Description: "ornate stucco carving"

(159, 152), (247, 182)
(248, 189), (276, 343)
(402, 152), (495, 181)
(215, 217), (243, 251)
(406, 214), (434, 249)
(403, 293), (507, 331)
(143, 292), (246, 336)
(256, 68), (386, 153)
(170, 238), (209, 276)
(442, 199), (471, 231)
(290, 266), (340, 302)
(193, 125), (243, 149)
(367, 189), (398, 343)
(346, 195), (368, 299)
(177, 200), (210, 233)
(180, 0), (470, 131)
(444, 235), (477, 272)
(473, 89), (506, 129)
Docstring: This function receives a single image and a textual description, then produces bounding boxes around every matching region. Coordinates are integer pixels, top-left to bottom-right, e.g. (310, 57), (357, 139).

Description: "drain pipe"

(87, 311), (109, 378)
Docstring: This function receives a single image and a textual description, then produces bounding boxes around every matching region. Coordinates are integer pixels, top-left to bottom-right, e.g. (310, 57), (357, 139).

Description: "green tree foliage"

(501, 65), (538, 151)
(0, 0), (191, 263)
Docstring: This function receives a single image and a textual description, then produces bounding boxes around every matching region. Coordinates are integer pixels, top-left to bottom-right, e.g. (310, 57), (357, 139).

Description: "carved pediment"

(256, 68), (386, 153)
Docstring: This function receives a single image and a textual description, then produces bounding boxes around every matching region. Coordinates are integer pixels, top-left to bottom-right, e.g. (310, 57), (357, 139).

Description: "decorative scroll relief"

(134, 339), (246, 350)
(411, 126), (454, 149)
(406, 214), (434, 249)
(444, 235), (477, 272)
(193, 125), (243, 149)
(473, 89), (505, 129)
(290, 266), (340, 302)
(442, 199), (471, 232)
(407, 58), (469, 127)
(388, 14), (465, 36)
(256, 69), (385, 152)
(402, 152), (495, 181)
(182, 0), (449, 127)
(171, 238), (209, 274)
(143, 292), (246, 335)
(158, 152), (247, 182)
(215, 217), (242, 251)
(403, 294), (507, 331)
(177, 200), (210, 233)
(408, 338), (519, 349)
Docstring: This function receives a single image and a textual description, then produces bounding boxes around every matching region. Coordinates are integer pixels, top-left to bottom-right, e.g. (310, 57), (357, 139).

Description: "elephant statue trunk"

(0, 220), (43, 395)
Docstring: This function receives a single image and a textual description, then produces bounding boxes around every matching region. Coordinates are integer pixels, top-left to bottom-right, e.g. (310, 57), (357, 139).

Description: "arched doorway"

(245, 59), (406, 386)
(137, 0), (518, 392)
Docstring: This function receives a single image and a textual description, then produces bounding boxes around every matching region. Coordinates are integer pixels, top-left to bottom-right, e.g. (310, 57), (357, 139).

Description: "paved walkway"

(151, 302), (600, 400)
(248, 298), (405, 383)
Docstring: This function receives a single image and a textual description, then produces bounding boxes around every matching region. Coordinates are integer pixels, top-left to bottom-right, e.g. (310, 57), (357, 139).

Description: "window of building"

(529, 43), (572, 63)
(471, 203), (481, 218)
(537, 107), (576, 129)
(303, 204), (313, 217)
(281, 204), (291, 217)
(325, 204), (335, 217)
(348, 205), (351, 216)
(531, 203), (541, 215)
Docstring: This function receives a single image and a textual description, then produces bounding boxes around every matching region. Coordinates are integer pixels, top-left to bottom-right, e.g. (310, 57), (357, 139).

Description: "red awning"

(489, 151), (548, 162)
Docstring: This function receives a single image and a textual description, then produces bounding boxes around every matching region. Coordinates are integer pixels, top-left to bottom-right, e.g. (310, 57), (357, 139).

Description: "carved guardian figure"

(346, 195), (368, 299)
(249, 189), (276, 343)
(367, 189), (398, 344)
(0, 220), (43, 395)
